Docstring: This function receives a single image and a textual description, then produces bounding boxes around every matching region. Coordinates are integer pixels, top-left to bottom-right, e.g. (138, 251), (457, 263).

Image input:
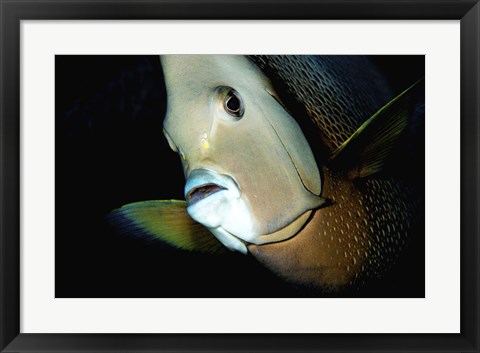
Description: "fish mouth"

(184, 168), (240, 207)
(186, 183), (227, 206)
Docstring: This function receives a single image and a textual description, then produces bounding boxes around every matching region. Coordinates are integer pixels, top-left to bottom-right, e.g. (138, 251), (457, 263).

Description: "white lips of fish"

(184, 168), (254, 253)
(160, 55), (325, 254)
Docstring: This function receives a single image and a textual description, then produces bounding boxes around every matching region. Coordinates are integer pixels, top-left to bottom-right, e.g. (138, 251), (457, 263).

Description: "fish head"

(160, 55), (324, 254)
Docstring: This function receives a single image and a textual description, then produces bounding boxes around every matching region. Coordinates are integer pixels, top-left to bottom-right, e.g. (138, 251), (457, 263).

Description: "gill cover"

(261, 91), (322, 195)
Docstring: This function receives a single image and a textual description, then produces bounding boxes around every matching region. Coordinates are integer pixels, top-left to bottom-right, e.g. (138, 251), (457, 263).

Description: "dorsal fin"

(328, 78), (424, 179)
(108, 199), (227, 254)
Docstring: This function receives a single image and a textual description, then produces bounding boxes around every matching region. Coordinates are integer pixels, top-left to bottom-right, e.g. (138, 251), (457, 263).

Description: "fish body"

(109, 55), (424, 292)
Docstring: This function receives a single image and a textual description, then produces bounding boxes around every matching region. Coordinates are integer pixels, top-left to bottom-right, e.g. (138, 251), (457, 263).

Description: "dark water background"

(55, 55), (424, 298)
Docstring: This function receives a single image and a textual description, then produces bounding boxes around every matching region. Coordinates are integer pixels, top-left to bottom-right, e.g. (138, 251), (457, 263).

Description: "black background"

(55, 55), (424, 298)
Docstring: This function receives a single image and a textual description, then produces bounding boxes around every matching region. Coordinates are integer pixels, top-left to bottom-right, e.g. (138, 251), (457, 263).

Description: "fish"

(108, 55), (424, 293)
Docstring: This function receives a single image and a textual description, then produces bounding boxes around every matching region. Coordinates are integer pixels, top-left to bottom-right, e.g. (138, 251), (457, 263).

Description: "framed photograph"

(1, 0), (478, 352)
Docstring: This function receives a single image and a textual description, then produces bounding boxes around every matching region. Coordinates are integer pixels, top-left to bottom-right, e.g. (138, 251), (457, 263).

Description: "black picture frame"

(1, 0), (478, 352)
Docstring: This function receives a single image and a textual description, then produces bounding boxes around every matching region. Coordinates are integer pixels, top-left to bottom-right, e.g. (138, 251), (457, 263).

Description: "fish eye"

(217, 87), (244, 120)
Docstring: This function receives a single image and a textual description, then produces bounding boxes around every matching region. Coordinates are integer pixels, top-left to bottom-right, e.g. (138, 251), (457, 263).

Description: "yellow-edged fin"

(108, 200), (227, 254)
(328, 78), (424, 179)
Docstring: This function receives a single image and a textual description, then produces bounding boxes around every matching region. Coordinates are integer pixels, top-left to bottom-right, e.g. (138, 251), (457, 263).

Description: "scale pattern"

(249, 55), (392, 151)
(320, 170), (418, 287)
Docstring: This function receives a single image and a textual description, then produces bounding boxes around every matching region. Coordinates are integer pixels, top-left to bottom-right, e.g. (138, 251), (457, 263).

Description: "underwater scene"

(56, 55), (425, 297)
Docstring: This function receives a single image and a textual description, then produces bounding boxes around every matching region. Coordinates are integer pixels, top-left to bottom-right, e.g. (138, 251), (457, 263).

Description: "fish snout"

(184, 168), (256, 251)
(184, 169), (240, 207)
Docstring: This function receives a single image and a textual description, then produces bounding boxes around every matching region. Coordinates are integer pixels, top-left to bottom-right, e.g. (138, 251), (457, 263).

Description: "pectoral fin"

(108, 200), (227, 254)
(328, 78), (424, 179)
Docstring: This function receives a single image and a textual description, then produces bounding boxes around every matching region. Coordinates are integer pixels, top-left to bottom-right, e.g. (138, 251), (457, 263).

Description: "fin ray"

(108, 200), (227, 254)
(329, 78), (424, 178)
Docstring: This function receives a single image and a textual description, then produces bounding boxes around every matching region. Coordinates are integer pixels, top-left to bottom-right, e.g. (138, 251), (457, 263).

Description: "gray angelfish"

(109, 55), (424, 291)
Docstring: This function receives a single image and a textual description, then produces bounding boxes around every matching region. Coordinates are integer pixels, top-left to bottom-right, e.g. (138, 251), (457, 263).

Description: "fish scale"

(249, 55), (393, 150)
(247, 166), (420, 290)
